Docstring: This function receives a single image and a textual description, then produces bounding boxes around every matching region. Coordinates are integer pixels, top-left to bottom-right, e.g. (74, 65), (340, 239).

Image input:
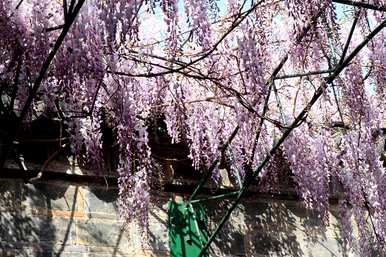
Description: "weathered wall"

(0, 178), (357, 257)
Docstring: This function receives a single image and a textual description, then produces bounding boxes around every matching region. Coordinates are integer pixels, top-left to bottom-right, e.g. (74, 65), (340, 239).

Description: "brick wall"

(0, 178), (357, 257)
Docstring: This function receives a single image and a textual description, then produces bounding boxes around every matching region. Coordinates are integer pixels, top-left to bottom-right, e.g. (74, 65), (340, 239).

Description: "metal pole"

(274, 69), (334, 80)
(190, 191), (239, 204)
(332, 0), (386, 12)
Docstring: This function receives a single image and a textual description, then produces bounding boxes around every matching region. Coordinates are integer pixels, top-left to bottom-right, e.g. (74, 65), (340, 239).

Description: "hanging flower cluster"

(284, 126), (335, 223)
(0, 1), (385, 254)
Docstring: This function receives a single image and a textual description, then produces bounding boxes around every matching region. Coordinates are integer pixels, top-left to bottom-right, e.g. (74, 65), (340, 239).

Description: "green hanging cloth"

(168, 200), (209, 257)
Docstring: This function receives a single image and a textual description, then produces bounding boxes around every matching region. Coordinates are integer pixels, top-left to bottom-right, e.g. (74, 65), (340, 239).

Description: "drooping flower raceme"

(0, 1), (385, 254)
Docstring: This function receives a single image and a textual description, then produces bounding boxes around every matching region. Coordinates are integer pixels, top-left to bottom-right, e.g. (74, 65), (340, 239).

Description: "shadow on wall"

(0, 178), (80, 257)
(0, 177), (360, 257)
(205, 199), (353, 257)
(0, 179), (40, 257)
(0, 179), (58, 257)
(147, 197), (169, 255)
(244, 201), (305, 257)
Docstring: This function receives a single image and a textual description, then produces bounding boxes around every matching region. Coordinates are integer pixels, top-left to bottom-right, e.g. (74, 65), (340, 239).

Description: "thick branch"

(332, 0), (386, 12)
(339, 14), (359, 66)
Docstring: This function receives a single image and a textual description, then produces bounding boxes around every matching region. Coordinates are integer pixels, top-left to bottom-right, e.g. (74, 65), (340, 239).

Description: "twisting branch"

(29, 143), (68, 182)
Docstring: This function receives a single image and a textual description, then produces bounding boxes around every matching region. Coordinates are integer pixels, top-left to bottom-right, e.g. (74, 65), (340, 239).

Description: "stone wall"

(0, 178), (357, 257)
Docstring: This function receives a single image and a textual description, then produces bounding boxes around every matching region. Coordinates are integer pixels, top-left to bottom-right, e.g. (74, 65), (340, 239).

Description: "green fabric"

(168, 200), (209, 257)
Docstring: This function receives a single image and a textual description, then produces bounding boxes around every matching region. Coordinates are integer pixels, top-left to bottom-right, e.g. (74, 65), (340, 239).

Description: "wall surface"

(0, 178), (358, 257)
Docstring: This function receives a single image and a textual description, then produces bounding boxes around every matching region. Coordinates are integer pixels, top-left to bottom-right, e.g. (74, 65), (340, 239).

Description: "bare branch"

(274, 69), (334, 80)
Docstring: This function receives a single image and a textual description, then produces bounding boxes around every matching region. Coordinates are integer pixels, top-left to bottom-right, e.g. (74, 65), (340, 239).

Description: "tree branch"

(274, 69), (334, 80)
(339, 13), (359, 66)
(332, 0), (386, 12)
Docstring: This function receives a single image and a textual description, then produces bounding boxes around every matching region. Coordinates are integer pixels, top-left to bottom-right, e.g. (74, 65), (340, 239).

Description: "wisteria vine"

(0, 0), (385, 255)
